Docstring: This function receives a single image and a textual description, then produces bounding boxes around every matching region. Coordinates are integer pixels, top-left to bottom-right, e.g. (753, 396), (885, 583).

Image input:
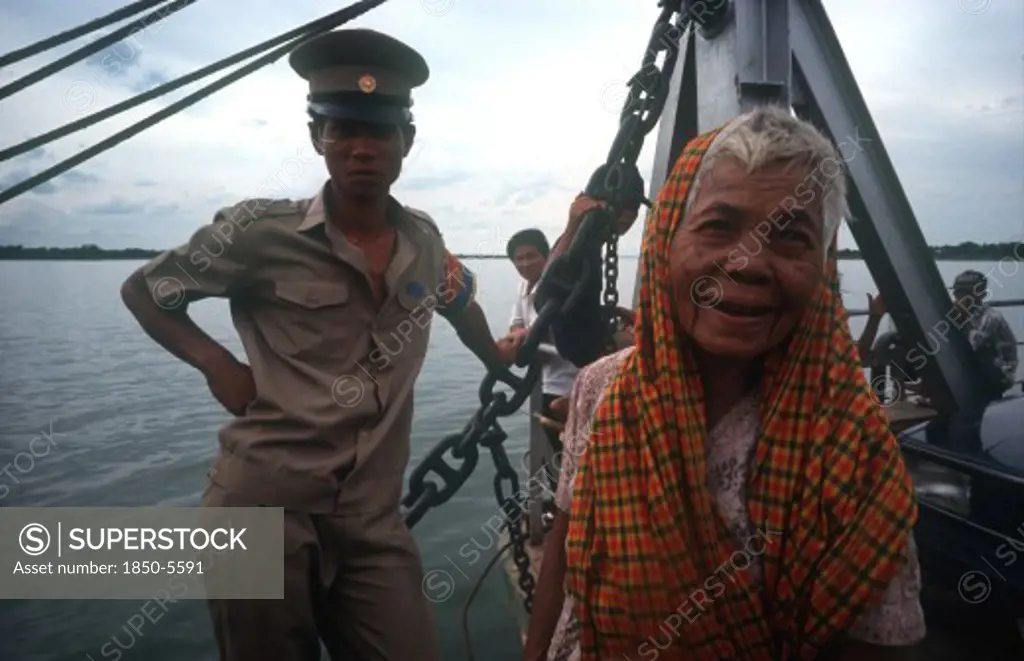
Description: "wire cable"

(0, 0), (171, 68)
(0, 0), (389, 206)
(0, 0), (197, 102)
(0, 0), (388, 162)
(462, 540), (514, 661)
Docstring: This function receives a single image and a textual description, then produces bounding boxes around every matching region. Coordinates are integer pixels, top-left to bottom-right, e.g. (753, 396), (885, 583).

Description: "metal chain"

(401, 0), (698, 614)
(603, 232), (620, 353)
(481, 431), (537, 612)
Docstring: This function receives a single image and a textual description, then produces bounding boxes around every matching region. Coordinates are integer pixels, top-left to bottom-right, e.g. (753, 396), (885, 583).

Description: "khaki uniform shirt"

(141, 182), (476, 514)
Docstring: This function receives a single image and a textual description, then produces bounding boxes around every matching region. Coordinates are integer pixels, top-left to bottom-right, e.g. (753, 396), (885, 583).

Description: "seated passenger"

(852, 294), (919, 404)
(860, 270), (1020, 404)
(550, 106), (925, 661)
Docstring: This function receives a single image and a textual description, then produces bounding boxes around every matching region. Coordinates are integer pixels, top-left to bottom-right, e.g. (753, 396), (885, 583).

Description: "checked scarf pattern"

(564, 127), (917, 661)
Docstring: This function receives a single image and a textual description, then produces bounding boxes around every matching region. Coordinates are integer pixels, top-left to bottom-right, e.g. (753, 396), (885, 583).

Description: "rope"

(0, 0), (198, 102)
(0, 0), (170, 68)
(0, 1), (392, 163)
(0, 0), (390, 206)
(462, 540), (514, 661)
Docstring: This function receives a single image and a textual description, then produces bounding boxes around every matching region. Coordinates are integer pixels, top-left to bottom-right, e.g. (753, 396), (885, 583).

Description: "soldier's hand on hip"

(203, 354), (257, 416)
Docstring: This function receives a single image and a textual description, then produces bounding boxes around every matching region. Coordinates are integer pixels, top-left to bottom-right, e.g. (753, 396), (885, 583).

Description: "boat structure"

(491, 1), (1024, 658)
(1, 0), (1022, 658)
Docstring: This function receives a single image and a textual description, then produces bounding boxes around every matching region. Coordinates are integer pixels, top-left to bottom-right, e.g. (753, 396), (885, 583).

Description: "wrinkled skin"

(512, 243), (547, 285)
(669, 158), (827, 360)
(309, 118), (413, 199)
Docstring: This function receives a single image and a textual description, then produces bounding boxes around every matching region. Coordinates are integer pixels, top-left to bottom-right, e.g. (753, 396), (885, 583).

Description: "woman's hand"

(567, 194), (640, 237)
(549, 396), (569, 422)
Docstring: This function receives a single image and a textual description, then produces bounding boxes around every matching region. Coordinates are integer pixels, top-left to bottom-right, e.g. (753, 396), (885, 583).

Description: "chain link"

(603, 231), (620, 353)
(401, 0), (698, 615)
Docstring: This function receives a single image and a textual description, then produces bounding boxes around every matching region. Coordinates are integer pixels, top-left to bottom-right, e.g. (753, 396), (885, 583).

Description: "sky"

(0, 0), (1020, 255)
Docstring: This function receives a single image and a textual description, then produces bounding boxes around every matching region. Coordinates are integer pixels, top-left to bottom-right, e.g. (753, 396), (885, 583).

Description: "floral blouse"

(546, 348), (926, 661)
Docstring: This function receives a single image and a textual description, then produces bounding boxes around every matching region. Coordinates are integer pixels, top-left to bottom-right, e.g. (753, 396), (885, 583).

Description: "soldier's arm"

(435, 251), (507, 375)
(120, 204), (255, 374)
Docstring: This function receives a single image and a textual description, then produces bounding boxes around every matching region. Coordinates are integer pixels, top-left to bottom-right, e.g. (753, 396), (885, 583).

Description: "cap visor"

(308, 102), (409, 124)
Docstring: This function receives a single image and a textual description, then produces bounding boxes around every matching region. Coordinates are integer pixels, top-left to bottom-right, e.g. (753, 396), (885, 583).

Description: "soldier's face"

(314, 119), (408, 197)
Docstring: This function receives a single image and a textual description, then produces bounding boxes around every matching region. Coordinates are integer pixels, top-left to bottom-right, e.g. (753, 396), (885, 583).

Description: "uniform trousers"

(203, 482), (440, 661)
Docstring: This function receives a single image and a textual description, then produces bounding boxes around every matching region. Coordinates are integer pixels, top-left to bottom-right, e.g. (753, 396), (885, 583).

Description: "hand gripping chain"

(401, 0), (711, 615)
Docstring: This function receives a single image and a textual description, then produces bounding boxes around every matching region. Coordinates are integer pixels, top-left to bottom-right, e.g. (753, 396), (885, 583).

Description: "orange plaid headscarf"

(565, 126), (917, 660)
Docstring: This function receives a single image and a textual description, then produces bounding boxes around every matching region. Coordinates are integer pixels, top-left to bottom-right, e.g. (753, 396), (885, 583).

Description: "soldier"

(120, 28), (507, 661)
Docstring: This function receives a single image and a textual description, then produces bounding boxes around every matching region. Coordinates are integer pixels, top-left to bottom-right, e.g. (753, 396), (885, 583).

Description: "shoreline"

(1, 245), (1021, 262)
(0, 255), (1017, 262)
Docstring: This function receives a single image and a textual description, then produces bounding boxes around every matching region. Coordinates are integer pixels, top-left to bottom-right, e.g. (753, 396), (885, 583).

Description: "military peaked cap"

(289, 28), (429, 125)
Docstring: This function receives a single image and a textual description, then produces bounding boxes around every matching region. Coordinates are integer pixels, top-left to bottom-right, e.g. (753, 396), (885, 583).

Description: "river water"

(0, 257), (1021, 660)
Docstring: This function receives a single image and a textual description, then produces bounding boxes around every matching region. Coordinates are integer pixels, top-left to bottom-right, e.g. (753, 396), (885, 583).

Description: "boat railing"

(526, 344), (559, 547)
(848, 296), (1024, 385)
(900, 435), (1024, 486)
(846, 296), (1024, 324)
(527, 381), (552, 546)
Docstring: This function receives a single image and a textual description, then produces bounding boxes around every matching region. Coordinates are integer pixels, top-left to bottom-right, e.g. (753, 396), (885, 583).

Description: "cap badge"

(358, 73), (377, 93)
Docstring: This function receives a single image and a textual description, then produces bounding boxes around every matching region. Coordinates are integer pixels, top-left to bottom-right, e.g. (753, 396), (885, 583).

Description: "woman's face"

(669, 158), (827, 360)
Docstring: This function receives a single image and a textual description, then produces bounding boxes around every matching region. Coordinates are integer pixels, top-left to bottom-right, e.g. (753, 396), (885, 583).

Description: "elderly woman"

(523, 106), (924, 661)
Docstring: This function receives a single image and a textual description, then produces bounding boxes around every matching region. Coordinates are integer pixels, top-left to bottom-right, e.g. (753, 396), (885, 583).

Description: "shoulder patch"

(219, 198), (304, 225)
(403, 205), (442, 237)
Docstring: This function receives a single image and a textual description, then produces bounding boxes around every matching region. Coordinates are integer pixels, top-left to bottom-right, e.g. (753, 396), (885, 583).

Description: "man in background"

(497, 229), (578, 450)
(860, 269), (1019, 405)
(950, 269), (1019, 399)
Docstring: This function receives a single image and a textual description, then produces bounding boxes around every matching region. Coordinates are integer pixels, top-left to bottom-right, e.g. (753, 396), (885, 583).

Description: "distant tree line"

(0, 244), (160, 260)
(835, 241), (1022, 261)
(0, 244), (515, 260)
(0, 241), (1021, 261)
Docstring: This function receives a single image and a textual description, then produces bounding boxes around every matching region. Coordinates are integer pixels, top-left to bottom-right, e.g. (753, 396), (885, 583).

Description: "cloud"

(0, 0), (1019, 253)
(58, 170), (100, 184)
(0, 170), (58, 194)
(401, 171), (472, 191)
(77, 198), (147, 215)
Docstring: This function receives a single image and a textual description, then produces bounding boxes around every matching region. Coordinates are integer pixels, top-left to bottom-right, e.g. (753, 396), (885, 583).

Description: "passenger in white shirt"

(497, 229), (578, 450)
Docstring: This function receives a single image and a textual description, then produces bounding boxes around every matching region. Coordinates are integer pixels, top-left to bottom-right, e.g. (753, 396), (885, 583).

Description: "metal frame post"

(527, 374), (551, 547)
(643, 0), (986, 413)
(788, 0), (983, 412)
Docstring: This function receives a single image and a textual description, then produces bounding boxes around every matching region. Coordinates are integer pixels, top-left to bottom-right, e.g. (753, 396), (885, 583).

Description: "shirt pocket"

(262, 281), (355, 358)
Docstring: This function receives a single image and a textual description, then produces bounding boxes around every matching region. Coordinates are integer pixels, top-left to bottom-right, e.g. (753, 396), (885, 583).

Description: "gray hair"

(684, 105), (849, 256)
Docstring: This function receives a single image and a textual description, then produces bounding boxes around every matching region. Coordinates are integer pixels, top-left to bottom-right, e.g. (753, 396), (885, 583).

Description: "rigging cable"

(0, 0), (170, 68)
(461, 540), (513, 661)
(0, 0), (394, 163)
(0, 0), (390, 206)
(0, 0), (199, 102)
